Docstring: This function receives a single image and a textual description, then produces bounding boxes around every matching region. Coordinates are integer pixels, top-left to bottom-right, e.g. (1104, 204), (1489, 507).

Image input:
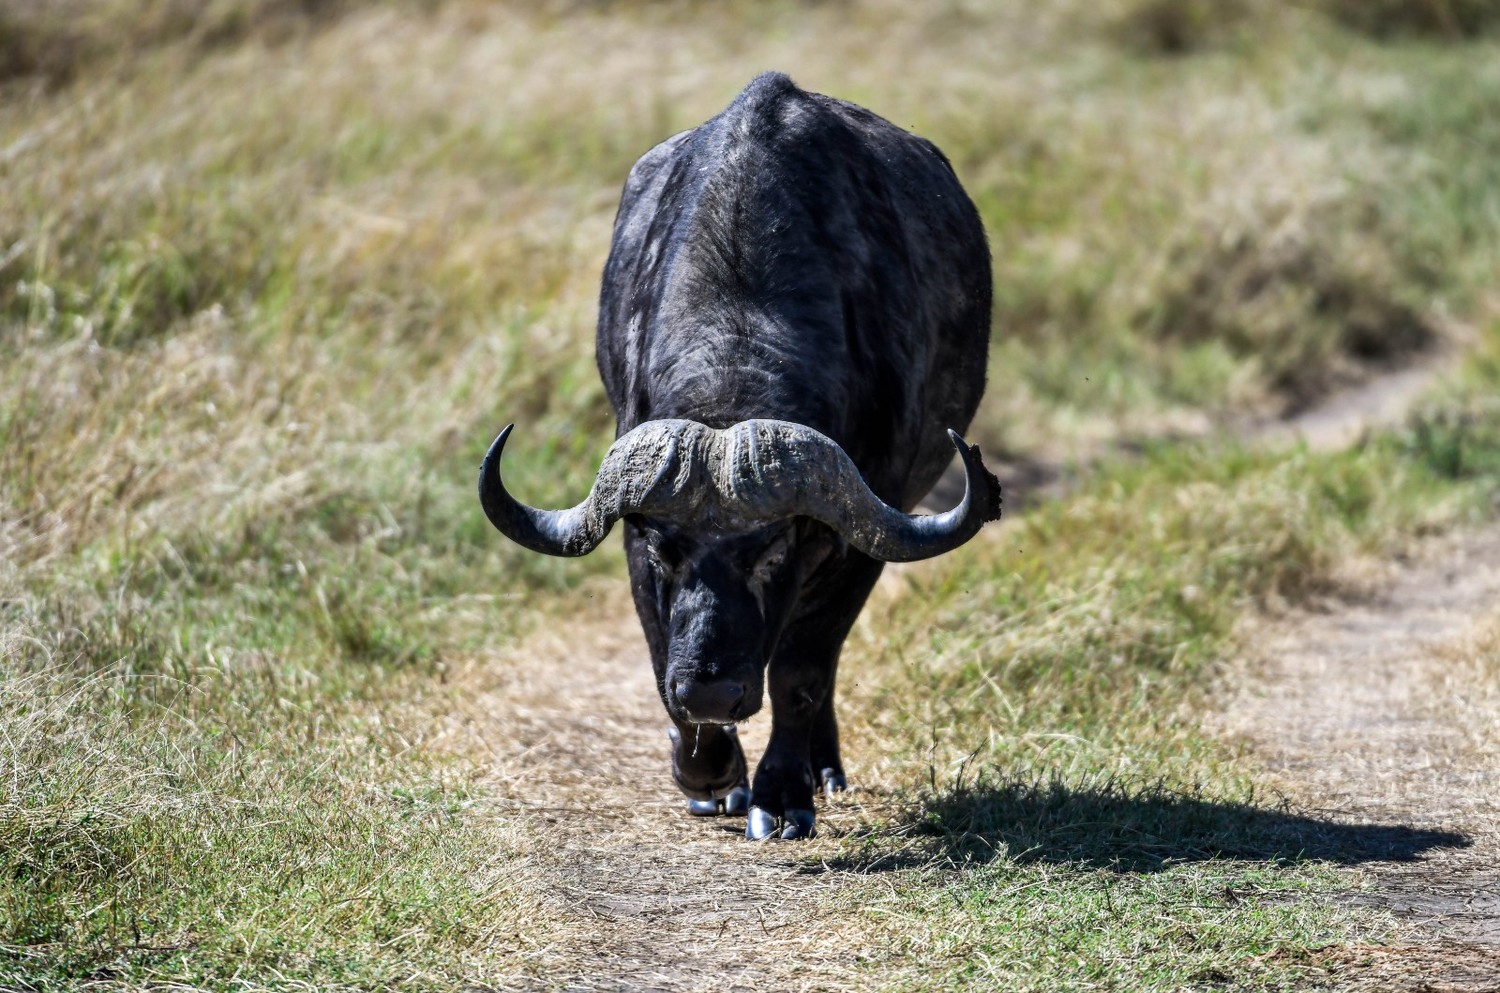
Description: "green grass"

(845, 858), (1379, 991)
(854, 428), (1489, 777)
(0, 664), (544, 991)
(3, 1), (1500, 989)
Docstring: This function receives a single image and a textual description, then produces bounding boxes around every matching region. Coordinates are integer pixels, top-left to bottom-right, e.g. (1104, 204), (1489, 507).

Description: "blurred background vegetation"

(3, 1), (1500, 989)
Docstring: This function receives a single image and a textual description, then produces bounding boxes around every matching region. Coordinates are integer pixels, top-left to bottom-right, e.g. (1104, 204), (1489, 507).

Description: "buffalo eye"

(643, 532), (685, 579)
(750, 534), (793, 588)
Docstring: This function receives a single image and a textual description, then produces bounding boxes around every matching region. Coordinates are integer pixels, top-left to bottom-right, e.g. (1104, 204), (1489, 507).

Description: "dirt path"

(927, 346), (1461, 513)
(1215, 343), (1500, 990)
(447, 595), (888, 992)
(1218, 529), (1500, 990)
(1249, 349), (1458, 454)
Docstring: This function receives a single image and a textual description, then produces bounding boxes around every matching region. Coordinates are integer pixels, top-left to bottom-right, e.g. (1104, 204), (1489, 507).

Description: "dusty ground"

(926, 344), (1463, 514)
(442, 597), (895, 992)
(1219, 528), (1500, 992)
(450, 529), (1500, 992)
(1251, 347), (1463, 454)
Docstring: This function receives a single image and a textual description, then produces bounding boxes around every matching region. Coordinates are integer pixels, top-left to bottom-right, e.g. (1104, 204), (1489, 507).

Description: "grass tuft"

(0, 660), (547, 990)
(1142, 193), (1436, 409)
(0, 0), (379, 87)
(1107, 0), (1259, 54)
(1318, 0), (1500, 39)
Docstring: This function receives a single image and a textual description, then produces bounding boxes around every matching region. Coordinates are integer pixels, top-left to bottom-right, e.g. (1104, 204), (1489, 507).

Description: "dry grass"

(1109, 0), (1500, 52)
(6, 2), (1496, 464)
(0, 646), (559, 989)
(0, 0), (385, 85)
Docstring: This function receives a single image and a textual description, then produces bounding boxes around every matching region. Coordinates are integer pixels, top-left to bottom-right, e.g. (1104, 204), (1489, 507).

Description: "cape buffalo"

(479, 72), (1000, 840)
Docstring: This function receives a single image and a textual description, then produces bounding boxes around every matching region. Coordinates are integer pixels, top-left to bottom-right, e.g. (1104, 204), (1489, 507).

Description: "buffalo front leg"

(747, 555), (882, 840)
(667, 719), (750, 816)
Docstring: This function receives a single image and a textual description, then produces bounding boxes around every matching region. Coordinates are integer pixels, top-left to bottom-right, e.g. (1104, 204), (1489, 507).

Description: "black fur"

(595, 73), (992, 818)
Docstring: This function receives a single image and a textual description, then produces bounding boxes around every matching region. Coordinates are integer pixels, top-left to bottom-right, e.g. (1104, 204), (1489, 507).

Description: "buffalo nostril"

(672, 677), (747, 723)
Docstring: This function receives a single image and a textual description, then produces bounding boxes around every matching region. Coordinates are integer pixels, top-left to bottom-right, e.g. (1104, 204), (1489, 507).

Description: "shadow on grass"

(815, 778), (1469, 874)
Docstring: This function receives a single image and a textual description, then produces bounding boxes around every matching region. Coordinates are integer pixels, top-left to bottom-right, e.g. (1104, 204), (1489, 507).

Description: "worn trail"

(447, 599), (884, 991)
(1219, 530), (1500, 990)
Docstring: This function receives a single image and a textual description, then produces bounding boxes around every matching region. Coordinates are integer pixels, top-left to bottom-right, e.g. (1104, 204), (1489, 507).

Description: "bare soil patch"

(1218, 528), (1500, 991)
(1252, 346), (1461, 453)
(441, 592), (897, 991)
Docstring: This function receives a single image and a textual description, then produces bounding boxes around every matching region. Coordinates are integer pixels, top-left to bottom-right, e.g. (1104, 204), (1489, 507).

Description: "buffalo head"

(478, 418), (1001, 723)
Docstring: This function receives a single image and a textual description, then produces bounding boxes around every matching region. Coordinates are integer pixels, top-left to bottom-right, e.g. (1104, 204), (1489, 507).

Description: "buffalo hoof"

(688, 785), (752, 817)
(687, 798), (720, 816)
(820, 768), (847, 801)
(723, 785), (751, 815)
(746, 806), (779, 840)
(745, 806), (817, 841)
(781, 808), (817, 840)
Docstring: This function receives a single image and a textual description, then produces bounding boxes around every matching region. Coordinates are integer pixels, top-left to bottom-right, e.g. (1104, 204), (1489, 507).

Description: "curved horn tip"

(948, 429), (1003, 524)
(492, 422), (515, 451)
(476, 421), (607, 558)
(479, 423), (515, 489)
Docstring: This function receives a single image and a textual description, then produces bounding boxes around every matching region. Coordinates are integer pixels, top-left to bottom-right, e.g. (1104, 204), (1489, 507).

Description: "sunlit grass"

(845, 402), (1500, 813)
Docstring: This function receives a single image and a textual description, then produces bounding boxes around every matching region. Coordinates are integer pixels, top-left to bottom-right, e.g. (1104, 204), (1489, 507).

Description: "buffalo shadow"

(809, 776), (1469, 874)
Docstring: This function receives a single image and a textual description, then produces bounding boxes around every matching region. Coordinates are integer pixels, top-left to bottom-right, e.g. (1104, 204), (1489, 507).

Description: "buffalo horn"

(477, 419), (1001, 562)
